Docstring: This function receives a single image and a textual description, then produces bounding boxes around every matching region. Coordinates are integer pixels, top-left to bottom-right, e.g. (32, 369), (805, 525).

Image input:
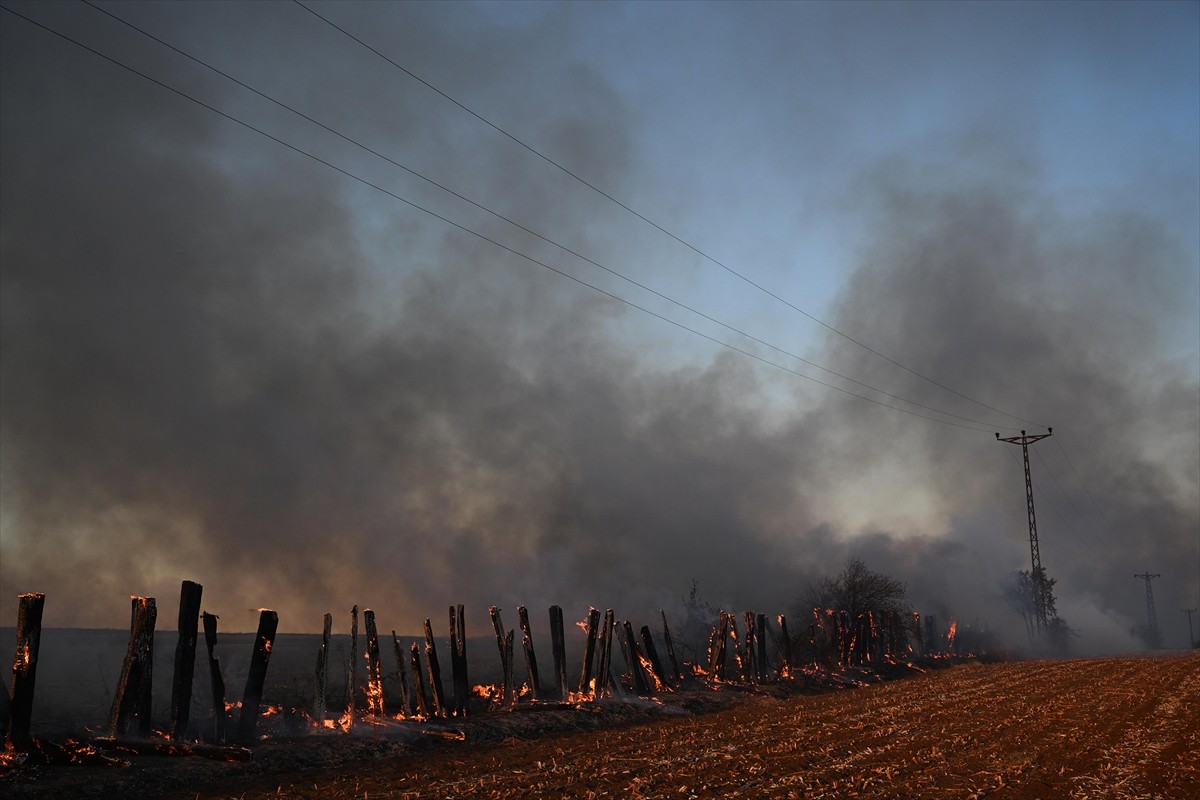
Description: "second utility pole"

(997, 428), (1053, 633)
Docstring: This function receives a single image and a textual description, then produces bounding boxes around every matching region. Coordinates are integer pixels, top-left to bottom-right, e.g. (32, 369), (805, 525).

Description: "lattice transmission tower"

(1134, 572), (1161, 649)
(997, 428), (1053, 632)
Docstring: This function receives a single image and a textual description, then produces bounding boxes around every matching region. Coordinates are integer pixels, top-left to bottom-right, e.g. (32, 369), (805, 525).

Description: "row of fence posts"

(6, 582), (946, 750)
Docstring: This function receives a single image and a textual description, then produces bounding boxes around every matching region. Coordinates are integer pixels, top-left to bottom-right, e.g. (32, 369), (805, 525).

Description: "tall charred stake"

(170, 580), (203, 741)
(236, 609), (278, 744)
(110, 595), (157, 738)
(6, 592), (45, 747)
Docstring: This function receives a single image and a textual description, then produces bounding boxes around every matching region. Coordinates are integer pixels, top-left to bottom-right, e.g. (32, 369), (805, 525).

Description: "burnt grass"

(2, 657), (949, 799)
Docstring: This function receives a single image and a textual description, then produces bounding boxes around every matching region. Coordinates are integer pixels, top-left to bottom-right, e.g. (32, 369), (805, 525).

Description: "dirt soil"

(4, 653), (1197, 799)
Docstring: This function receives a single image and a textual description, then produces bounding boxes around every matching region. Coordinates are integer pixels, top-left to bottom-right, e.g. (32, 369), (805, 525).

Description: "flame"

(948, 619), (958, 648)
(637, 653), (668, 693)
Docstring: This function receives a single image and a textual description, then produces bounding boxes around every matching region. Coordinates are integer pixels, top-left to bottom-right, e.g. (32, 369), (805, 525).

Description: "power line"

(291, 0), (1047, 431)
(76, 0), (1024, 433)
(0, 3), (1003, 434)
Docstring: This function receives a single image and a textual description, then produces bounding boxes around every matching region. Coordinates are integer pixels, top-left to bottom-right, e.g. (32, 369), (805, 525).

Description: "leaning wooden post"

(409, 643), (430, 717)
(449, 605), (468, 716)
(202, 612), (225, 742)
(639, 625), (670, 690)
(314, 613), (332, 723)
(502, 630), (515, 706)
(622, 621), (650, 696)
(423, 619), (446, 717)
(660, 610), (683, 682)
(488, 606), (510, 704)
(756, 613), (769, 683)
(594, 610), (615, 698)
(6, 592), (45, 747)
(363, 610), (385, 717)
(346, 605), (359, 723)
(392, 632), (412, 716)
(517, 606), (541, 700)
(548, 605), (567, 700)
(577, 607), (600, 695)
(110, 596), (157, 738)
(236, 609), (278, 744)
(170, 580), (203, 741)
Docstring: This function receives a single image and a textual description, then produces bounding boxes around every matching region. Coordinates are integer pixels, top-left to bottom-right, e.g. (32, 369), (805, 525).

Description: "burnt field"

(4, 652), (1197, 799)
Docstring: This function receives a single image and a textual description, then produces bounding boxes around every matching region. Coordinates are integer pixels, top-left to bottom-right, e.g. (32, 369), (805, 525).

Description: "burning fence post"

(549, 606), (568, 700)
(409, 643), (430, 717)
(110, 595), (157, 738)
(577, 607), (600, 696)
(449, 605), (468, 716)
(236, 609), (278, 744)
(621, 621), (650, 696)
(776, 614), (793, 677)
(595, 610), (616, 698)
(423, 619), (447, 717)
(661, 610), (683, 683)
(6, 592), (45, 747)
(364, 611), (385, 718)
(314, 613), (332, 724)
(756, 614), (768, 684)
(639, 625), (670, 691)
(202, 612), (225, 743)
(742, 612), (758, 684)
(346, 605), (359, 723)
(503, 630), (516, 706)
(489, 607), (511, 704)
(517, 606), (541, 701)
(392, 632), (413, 716)
(170, 580), (203, 741)
(708, 612), (730, 680)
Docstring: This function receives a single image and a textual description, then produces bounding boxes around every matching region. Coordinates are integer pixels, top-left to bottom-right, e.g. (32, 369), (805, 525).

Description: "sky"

(1, 0), (1197, 652)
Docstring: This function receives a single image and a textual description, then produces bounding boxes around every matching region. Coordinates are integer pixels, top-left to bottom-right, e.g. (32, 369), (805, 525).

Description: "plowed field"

(6, 653), (1198, 798)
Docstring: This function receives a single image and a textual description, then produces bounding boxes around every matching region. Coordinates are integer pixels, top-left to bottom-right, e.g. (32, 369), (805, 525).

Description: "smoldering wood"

(577, 607), (600, 696)
(742, 611), (757, 683)
(364, 611), (385, 717)
(423, 618), (446, 717)
(502, 630), (515, 707)
(409, 643), (430, 717)
(110, 596), (157, 738)
(639, 625), (670, 690)
(660, 609), (683, 682)
(756, 613), (768, 684)
(489, 606), (509, 704)
(549, 605), (568, 700)
(392, 631), (413, 716)
(6, 592), (45, 747)
(595, 610), (617, 698)
(236, 609), (278, 744)
(202, 612), (225, 743)
(346, 605), (359, 721)
(314, 613), (332, 723)
(169, 580), (203, 741)
(714, 612), (730, 680)
(776, 614), (792, 676)
(449, 605), (468, 716)
(517, 606), (541, 701)
(621, 621), (650, 696)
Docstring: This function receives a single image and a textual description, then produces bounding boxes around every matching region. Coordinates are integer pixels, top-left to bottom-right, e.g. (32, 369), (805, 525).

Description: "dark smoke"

(2, 4), (1196, 656)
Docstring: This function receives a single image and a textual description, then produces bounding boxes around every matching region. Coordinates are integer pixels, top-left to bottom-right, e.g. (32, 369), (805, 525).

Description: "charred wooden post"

(729, 612), (748, 681)
(408, 643), (430, 717)
(502, 630), (516, 706)
(202, 612), (225, 743)
(364, 610), (385, 717)
(756, 613), (768, 683)
(169, 580), (203, 741)
(517, 606), (541, 700)
(621, 621), (650, 696)
(709, 612), (730, 679)
(577, 607), (600, 696)
(639, 625), (670, 690)
(742, 611), (758, 683)
(6, 592), (45, 747)
(661, 609), (683, 682)
(423, 618), (446, 717)
(346, 605), (359, 722)
(110, 596), (157, 738)
(489, 606), (510, 704)
(392, 632), (412, 716)
(314, 613), (332, 724)
(595, 609), (616, 698)
(449, 605), (468, 716)
(776, 614), (793, 677)
(549, 605), (568, 700)
(236, 609), (278, 744)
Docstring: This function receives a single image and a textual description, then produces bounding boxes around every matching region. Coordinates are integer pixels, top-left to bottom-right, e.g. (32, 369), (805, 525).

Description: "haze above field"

(1, 1), (1197, 651)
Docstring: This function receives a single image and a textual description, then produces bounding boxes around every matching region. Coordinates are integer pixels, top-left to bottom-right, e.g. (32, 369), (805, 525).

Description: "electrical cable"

(77, 0), (1024, 433)
(0, 3), (1005, 435)
(291, 0), (1048, 431)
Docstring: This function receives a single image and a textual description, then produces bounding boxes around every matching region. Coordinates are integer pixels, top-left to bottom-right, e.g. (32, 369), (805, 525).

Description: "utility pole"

(1133, 572), (1161, 649)
(997, 428), (1053, 632)
(1183, 608), (1196, 648)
